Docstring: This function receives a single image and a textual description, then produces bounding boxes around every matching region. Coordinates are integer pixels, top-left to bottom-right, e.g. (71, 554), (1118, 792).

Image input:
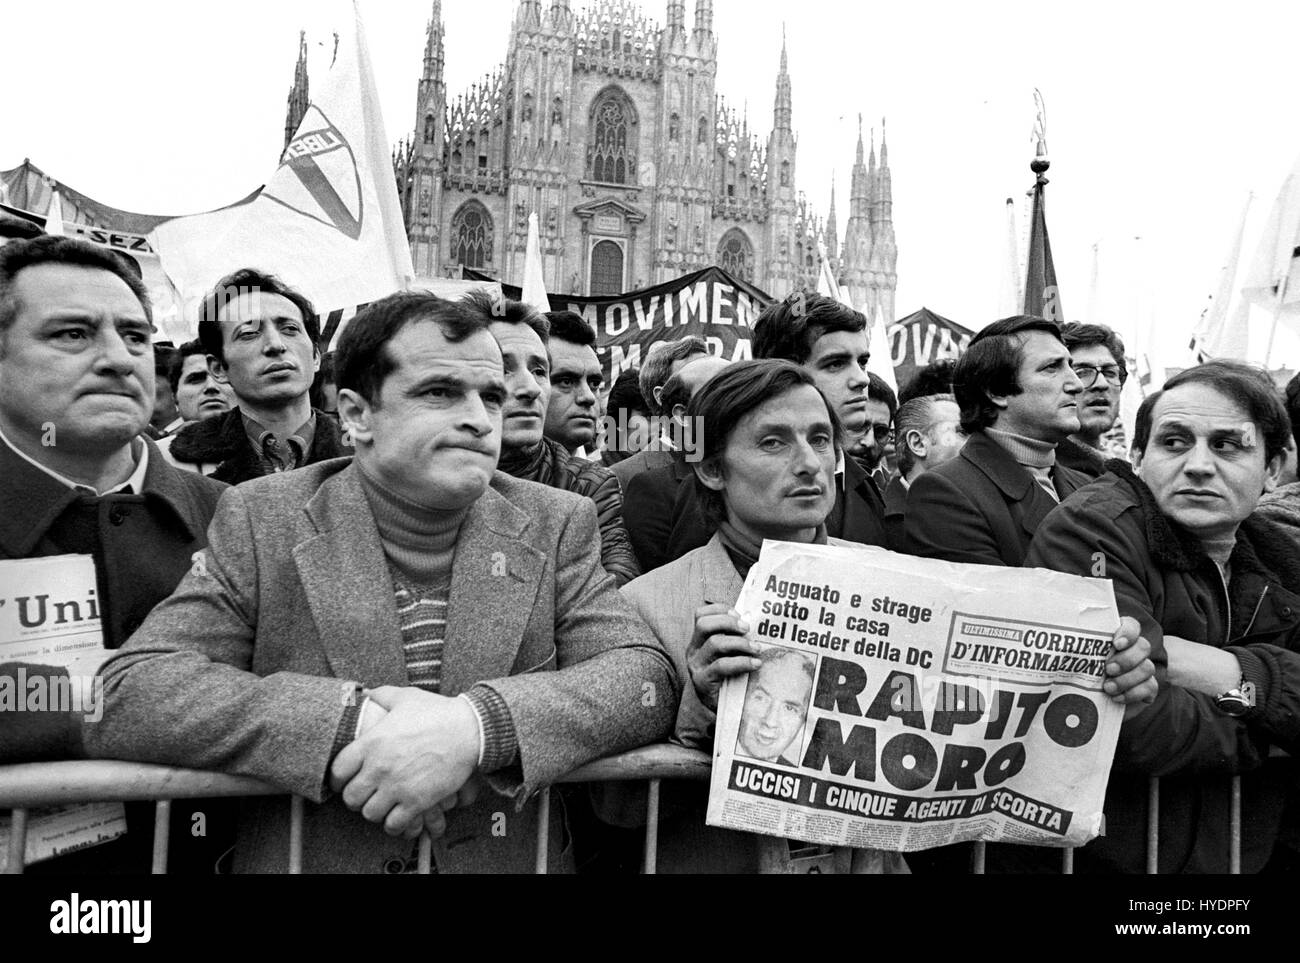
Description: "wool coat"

(86, 459), (679, 873)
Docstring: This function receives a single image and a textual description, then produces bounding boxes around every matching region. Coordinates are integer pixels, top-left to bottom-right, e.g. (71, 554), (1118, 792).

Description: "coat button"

(382, 858), (405, 874)
(1282, 606), (1294, 618)
(108, 505), (130, 525)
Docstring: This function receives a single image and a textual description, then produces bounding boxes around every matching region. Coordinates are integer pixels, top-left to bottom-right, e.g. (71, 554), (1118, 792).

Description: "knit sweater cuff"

(329, 696), (366, 766)
(464, 683), (518, 773)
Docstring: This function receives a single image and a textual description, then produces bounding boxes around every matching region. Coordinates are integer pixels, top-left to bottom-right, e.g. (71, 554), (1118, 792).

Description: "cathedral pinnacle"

(773, 29), (792, 131)
(694, 0), (713, 35)
(423, 0), (444, 82)
(666, 0), (685, 33)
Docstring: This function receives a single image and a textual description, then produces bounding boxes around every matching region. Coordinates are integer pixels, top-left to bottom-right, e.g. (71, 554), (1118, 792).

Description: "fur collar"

(169, 407), (350, 484)
(1104, 458), (1300, 589)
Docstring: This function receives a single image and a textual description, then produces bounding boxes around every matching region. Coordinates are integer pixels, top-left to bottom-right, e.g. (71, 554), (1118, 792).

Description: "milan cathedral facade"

(288, 0), (898, 321)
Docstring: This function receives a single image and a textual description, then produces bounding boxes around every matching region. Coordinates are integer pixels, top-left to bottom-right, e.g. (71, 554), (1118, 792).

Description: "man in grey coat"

(87, 291), (678, 873)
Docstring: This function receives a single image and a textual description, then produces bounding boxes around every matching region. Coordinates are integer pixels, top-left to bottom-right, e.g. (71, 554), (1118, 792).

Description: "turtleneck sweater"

(331, 464), (517, 774)
(985, 427), (1060, 502)
(357, 461), (466, 586)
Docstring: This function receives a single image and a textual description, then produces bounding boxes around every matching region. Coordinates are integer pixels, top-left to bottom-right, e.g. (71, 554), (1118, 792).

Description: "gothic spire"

(284, 30), (310, 151)
(517, 0), (541, 28)
(423, 0), (444, 83)
(773, 27), (791, 131)
(826, 173), (839, 262)
(694, 0), (713, 36)
(878, 117), (892, 221)
(666, 0), (685, 33)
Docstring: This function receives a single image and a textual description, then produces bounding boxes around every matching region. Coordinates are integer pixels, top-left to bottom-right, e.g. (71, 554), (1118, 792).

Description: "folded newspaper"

(0, 554), (126, 869)
(706, 541), (1124, 851)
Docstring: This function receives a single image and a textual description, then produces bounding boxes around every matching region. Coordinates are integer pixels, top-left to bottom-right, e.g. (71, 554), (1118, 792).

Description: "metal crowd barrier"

(0, 750), (1271, 874)
(0, 744), (712, 875)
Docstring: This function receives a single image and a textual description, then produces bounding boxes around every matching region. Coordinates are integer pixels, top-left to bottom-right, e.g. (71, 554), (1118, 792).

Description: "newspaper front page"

(706, 542), (1124, 851)
(0, 554), (127, 869)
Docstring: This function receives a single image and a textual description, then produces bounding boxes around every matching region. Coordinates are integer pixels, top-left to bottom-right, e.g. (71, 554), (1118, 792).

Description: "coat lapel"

(440, 482), (545, 696)
(698, 533), (745, 604)
(963, 432), (1057, 539)
(293, 465), (409, 688)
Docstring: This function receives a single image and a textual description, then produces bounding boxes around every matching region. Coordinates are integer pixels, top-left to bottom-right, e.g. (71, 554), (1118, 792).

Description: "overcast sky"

(5, 0), (1300, 351)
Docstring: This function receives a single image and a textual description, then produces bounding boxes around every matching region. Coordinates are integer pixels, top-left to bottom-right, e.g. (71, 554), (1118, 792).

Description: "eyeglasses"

(1071, 363), (1126, 388)
(868, 424), (894, 444)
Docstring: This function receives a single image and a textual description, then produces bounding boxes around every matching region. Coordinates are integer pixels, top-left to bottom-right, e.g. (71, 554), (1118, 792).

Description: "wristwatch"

(1213, 679), (1255, 717)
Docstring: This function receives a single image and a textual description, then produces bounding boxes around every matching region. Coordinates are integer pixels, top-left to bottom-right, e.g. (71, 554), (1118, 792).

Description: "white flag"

(520, 212), (549, 314)
(1242, 150), (1300, 318)
(44, 187), (66, 237)
(816, 239), (897, 392)
(148, 1), (413, 336)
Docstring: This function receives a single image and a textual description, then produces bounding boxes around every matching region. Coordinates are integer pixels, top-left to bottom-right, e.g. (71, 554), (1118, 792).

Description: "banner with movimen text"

(706, 542), (1124, 851)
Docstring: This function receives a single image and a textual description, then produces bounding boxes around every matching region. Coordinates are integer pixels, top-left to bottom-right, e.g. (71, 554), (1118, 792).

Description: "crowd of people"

(0, 232), (1297, 875)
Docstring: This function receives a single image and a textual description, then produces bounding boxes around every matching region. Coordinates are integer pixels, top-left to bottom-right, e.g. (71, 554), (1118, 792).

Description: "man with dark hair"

(851, 372), (897, 486)
(166, 268), (349, 483)
(88, 290), (678, 874)
(624, 358), (1159, 871)
(543, 309), (604, 456)
(150, 344), (182, 436)
(656, 292), (888, 557)
(600, 368), (652, 467)
(0, 235), (228, 872)
(905, 315), (1090, 566)
(1256, 372), (1300, 549)
(614, 342), (717, 490)
(622, 355), (729, 571)
(1026, 359), (1300, 873)
(310, 351), (339, 415)
(461, 292), (640, 586)
(170, 339), (231, 424)
(1057, 321), (1128, 477)
(884, 394), (962, 551)
(897, 358), (957, 407)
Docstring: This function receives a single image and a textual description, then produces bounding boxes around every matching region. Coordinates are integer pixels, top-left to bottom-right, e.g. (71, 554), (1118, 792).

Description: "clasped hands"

(687, 605), (1158, 719)
(328, 686), (482, 839)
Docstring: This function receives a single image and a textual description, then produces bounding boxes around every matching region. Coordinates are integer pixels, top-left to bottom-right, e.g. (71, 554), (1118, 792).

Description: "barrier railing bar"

(1146, 777), (1159, 874)
(151, 800), (170, 874)
(0, 747), (1281, 875)
(1229, 775), (1241, 875)
(534, 788), (550, 875)
(643, 778), (661, 875)
(289, 796), (304, 874)
(418, 833), (432, 875)
(4, 808), (27, 875)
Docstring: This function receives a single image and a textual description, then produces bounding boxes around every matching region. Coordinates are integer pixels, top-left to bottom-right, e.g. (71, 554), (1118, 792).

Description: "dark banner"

(465, 266), (772, 382)
(888, 307), (974, 392)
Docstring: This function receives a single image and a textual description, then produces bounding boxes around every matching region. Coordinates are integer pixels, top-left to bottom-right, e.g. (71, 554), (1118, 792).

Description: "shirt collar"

(242, 410), (316, 465)
(0, 423), (147, 495)
(836, 450), (845, 479)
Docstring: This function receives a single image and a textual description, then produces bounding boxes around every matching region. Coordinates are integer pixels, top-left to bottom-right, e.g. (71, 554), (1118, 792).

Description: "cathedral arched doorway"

(589, 239), (625, 296)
